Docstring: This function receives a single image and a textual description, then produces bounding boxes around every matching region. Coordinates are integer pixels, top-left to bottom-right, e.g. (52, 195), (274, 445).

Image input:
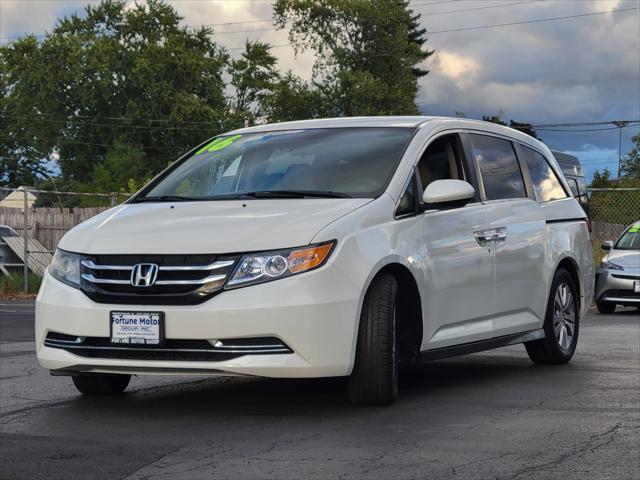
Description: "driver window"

(417, 134), (465, 190)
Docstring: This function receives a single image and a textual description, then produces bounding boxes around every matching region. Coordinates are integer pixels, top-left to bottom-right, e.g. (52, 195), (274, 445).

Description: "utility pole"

(23, 187), (29, 293)
(613, 121), (630, 178)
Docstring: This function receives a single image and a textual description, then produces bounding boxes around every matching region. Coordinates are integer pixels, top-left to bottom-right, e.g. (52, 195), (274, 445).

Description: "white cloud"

(433, 50), (480, 88)
(2, 0), (638, 169)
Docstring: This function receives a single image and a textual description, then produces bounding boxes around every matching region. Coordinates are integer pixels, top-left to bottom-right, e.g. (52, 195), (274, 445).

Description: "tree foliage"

(481, 114), (539, 139)
(274, 0), (433, 116)
(1, 0), (434, 194)
(228, 41), (279, 122)
(620, 133), (640, 179)
(1, 0), (232, 192)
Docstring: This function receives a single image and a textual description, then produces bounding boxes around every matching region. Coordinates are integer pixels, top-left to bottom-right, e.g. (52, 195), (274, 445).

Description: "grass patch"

(0, 272), (42, 297)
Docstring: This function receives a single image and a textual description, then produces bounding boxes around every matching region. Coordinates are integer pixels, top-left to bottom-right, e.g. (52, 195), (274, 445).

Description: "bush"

(0, 272), (42, 296)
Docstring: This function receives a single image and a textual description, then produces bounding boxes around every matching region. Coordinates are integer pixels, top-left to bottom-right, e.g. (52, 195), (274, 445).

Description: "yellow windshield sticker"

(195, 135), (242, 155)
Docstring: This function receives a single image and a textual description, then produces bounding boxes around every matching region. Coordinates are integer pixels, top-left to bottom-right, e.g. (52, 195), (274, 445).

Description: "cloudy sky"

(1, 0), (639, 180)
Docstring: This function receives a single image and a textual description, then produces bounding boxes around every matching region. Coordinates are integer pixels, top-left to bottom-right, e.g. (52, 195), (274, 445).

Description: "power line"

(426, 5), (639, 34)
(414, 0), (548, 16)
(5, 114), (638, 132)
(533, 120), (640, 128)
(3, 4), (636, 43)
(225, 6), (639, 49)
(0, 114), (225, 132)
(200, 0), (547, 36)
(536, 125), (640, 133)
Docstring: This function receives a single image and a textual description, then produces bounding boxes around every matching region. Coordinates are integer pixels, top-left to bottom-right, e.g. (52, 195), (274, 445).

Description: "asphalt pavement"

(0, 299), (638, 480)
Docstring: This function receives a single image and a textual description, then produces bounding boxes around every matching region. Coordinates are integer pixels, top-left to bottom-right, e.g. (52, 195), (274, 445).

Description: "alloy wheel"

(553, 283), (575, 351)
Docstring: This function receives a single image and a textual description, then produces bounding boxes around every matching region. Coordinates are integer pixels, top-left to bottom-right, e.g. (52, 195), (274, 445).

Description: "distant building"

(0, 187), (37, 209)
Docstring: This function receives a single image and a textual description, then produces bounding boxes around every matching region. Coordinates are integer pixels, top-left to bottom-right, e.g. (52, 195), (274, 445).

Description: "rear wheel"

(596, 302), (616, 314)
(525, 269), (579, 365)
(72, 374), (131, 395)
(348, 273), (399, 406)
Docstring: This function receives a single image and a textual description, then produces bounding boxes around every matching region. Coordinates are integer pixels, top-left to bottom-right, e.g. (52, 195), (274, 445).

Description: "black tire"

(72, 374), (131, 395)
(525, 268), (580, 365)
(596, 302), (616, 314)
(348, 273), (399, 406)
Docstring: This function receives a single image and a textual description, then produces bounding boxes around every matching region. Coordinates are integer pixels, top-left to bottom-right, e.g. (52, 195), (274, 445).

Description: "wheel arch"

(358, 261), (424, 361)
(554, 256), (583, 313)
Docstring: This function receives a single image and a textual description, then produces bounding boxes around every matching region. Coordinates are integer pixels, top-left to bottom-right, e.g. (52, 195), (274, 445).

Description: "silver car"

(595, 222), (640, 313)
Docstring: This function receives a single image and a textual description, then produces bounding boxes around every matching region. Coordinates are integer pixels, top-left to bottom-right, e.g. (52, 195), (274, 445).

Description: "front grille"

(611, 274), (640, 280)
(602, 289), (640, 300)
(80, 254), (239, 305)
(44, 333), (292, 361)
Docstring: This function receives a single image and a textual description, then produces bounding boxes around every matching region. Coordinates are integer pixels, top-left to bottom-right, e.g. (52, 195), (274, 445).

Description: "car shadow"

(19, 349), (586, 444)
(62, 352), (541, 414)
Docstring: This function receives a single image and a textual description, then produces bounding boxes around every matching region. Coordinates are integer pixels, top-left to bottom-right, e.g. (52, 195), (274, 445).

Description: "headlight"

(225, 241), (335, 289)
(600, 259), (623, 271)
(49, 249), (81, 288)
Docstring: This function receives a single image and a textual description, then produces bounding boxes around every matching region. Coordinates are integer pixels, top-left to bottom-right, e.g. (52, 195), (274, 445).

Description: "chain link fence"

(0, 186), (129, 295)
(588, 188), (640, 244)
(0, 186), (638, 296)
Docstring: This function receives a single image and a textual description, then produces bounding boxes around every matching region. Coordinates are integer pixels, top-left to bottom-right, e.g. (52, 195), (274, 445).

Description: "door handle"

(474, 230), (494, 247)
(474, 228), (508, 247)
(493, 228), (508, 243)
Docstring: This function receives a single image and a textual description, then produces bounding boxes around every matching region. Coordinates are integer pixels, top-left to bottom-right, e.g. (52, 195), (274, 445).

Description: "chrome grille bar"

(81, 273), (227, 286)
(156, 274), (226, 285)
(44, 342), (291, 354)
(160, 260), (235, 271)
(81, 274), (129, 285)
(81, 259), (234, 272)
(81, 260), (132, 271)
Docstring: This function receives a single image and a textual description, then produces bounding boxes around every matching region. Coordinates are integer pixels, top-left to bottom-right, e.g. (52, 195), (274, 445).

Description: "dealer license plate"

(110, 311), (164, 345)
(634, 281), (640, 294)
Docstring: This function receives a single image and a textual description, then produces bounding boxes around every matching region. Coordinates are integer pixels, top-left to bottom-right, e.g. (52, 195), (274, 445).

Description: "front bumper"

(595, 268), (640, 306)
(35, 264), (362, 378)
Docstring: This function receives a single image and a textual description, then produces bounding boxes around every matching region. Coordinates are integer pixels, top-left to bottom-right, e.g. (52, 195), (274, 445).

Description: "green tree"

(274, 0), (433, 116)
(1, 0), (229, 191)
(591, 168), (612, 187)
(620, 133), (640, 179)
(228, 41), (279, 123)
(481, 113), (539, 139)
(261, 72), (328, 122)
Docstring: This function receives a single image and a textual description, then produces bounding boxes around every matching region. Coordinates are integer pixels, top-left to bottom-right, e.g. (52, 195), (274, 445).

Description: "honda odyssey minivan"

(36, 117), (594, 405)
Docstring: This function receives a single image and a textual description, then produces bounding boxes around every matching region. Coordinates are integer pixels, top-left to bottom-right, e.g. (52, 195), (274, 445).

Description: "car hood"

(607, 249), (640, 270)
(58, 199), (370, 255)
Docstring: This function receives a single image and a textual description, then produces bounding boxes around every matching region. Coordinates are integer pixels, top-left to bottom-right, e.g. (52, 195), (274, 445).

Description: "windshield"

(138, 128), (413, 201)
(615, 225), (640, 250)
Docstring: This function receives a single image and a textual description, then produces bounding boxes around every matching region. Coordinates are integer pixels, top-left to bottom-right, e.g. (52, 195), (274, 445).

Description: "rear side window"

(520, 145), (568, 202)
(469, 134), (526, 201)
(567, 178), (579, 197)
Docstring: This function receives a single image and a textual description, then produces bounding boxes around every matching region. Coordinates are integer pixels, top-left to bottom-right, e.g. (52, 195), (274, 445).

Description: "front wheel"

(348, 273), (399, 406)
(72, 374), (131, 395)
(525, 268), (579, 365)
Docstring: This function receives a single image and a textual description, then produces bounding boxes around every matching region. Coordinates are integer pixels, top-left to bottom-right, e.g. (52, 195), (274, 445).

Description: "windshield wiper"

(133, 195), (201, 203)
(240, 190), (352, 199)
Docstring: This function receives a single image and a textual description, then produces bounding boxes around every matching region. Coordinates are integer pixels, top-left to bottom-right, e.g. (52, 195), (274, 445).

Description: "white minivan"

(36, 117), (594, 405)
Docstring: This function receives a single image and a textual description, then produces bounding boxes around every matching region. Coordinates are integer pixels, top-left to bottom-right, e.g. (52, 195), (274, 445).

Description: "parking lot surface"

(1, 299), (638, 480)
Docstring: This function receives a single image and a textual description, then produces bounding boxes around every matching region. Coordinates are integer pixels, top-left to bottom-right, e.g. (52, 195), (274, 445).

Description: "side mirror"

(422, 179), (475, 210)
(601, 241), (613, 251)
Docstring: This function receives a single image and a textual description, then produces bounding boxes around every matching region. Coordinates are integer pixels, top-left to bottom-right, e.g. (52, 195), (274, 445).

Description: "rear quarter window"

(520, 145), (568, 203)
